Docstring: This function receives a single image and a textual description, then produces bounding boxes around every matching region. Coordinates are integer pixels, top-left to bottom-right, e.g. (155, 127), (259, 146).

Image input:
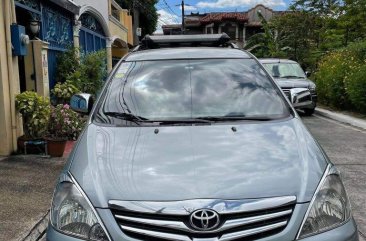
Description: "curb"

(315, 108), (366, 130)
(21, 211), (49, 241)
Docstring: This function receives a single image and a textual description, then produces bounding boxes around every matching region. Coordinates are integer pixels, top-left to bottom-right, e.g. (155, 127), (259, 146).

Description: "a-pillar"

(106, 37), (113, 72)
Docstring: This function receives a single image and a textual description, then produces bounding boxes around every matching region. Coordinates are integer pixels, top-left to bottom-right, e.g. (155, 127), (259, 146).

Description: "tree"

(116, 0), (158, 35)
(270, 11), (326, 71)
(339, 0), (366, 44)
(291, 0), (342, 16)
(245, 13), (288, 58)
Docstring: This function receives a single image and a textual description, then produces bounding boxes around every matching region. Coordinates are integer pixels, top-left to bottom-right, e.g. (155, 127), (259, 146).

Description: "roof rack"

(135, 33), (237, 50)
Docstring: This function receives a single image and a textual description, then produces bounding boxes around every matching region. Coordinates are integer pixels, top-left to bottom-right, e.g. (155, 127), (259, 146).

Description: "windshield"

(95, 59), (290, 125)
(263, 63), (306, 79)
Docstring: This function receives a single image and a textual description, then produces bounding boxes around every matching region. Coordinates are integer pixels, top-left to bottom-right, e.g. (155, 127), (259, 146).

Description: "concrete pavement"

(315, 107), (366, 130)
(0, 155), (65, 241)
(303, 114), (366, 239)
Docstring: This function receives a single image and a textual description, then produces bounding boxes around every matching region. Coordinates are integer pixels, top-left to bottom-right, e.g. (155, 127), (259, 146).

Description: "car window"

(263, 63), (306, 79)
(95, 59), (290, 125)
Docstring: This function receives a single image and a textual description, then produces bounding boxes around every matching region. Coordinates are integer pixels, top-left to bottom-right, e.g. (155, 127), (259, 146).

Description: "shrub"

(15, 91), (50, 139)
(55, 48), (107, 97)
(314, 41), (366, 113)
(48, 104), (86, 140)
(79, 50), (107, 96)
(345, 64), (366, 113)
(51, 80), (80, 104)
(55, 47), (80, 83)
(314, 51), (352, 108)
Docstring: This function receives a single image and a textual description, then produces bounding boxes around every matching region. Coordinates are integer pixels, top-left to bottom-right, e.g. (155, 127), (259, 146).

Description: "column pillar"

(106, 37), (113, 72)
(243, 25), (246, 47)
(73, 20), (81, 51)
(235, 23), (239, 40)
(31, 40), (50, 97)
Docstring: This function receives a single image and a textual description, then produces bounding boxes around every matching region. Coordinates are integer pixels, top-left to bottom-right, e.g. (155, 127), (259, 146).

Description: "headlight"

(309, 85), (316, 92)
(51, 179), (110, 241)
(297, 167), (351, 239)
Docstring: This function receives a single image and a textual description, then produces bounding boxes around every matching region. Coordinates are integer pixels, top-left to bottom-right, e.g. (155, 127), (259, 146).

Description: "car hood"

(275, 78), (313, 89)
(70, 118), (328, 207)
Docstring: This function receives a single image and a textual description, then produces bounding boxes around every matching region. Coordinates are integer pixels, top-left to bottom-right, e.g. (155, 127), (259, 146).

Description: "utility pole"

(181, 0), (185, 34)
(132, 0), (140, 45)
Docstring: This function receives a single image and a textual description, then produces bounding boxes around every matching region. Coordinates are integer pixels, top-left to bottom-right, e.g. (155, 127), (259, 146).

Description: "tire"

(303, 108), (315, 116)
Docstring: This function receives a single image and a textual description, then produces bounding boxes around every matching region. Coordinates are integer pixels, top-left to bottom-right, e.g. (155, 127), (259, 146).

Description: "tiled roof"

(200, 12), (248, 24)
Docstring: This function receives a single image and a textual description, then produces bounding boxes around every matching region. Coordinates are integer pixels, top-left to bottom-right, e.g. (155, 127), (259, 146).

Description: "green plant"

(57, 49), (107, 97)
(15, 91), (51, 139)
(314, 41), (366, 112)
(55, 47), (80, 83)
(314, 50), (351, 108)
(48, 104), (86, 140)
(78, 50), (107, 96)
(344, 62), (366, 113)
(51, 80), (80, 104)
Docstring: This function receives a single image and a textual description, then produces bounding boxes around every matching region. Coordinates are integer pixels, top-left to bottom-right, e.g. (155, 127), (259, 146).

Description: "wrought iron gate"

(41, 3), (73, 89)
(79, 13), (107, 54)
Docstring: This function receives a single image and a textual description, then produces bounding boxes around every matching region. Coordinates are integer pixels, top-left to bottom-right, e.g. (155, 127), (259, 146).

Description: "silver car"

(260, 59), (317, 116)
(47, 35), (358, 241)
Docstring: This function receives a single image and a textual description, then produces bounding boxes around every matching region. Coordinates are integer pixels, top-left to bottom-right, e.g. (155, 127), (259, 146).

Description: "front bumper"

(299, 94), (317, 110)
(46, 216), (359, 241)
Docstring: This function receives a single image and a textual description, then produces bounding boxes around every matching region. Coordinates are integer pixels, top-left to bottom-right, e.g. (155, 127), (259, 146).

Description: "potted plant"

(15, 92), (50, 153)
(46, 104), (85, 157)
(51, 80), (80, 105)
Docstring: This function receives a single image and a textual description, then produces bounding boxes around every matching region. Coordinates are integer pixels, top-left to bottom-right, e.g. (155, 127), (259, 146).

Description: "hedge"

(314, 41), (366, 113)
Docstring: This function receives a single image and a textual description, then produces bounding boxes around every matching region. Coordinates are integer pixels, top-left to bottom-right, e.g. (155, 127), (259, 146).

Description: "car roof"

(124, 47), (252, 61)
(259, 58), (299, 64)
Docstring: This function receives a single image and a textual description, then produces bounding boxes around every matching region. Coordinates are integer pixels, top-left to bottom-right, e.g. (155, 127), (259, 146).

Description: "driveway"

(0, 156), (65, 241)
(302, 115), (366, 240)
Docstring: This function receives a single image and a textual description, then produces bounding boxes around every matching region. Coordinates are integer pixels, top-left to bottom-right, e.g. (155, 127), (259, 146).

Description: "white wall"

(73, 0), (109, 27)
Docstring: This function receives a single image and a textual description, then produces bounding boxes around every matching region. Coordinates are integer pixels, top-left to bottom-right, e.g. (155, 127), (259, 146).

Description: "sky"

(155, 0), (292, 33)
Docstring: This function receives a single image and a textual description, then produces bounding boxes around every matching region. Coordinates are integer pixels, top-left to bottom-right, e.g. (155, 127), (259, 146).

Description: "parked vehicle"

(47, 34), (358, 241)
(259, 59), (317, 116)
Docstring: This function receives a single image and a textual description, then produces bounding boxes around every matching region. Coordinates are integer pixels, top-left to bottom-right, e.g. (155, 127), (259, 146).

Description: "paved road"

(0, 156), (65, 241)
(302, 115), (366, 240)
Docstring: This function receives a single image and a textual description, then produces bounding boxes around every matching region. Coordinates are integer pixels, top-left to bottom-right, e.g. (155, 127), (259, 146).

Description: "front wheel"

(303, 108), (315, 116)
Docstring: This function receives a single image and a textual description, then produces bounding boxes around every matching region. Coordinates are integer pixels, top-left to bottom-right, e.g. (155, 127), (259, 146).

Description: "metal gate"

(79, 13), (107, 54)
(41, 4), (73, 89)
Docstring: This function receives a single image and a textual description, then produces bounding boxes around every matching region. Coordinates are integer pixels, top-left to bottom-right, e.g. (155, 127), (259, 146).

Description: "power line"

(161, 0), (180, 18)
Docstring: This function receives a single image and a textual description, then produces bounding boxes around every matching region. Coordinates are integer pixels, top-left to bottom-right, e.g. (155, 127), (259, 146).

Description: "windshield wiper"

(104, 113), (212, 125)
(281, 75), (305, 79)
(104, 112), (148, 125)
(196, 116), (274, 121)
(151, 118), (212, 125)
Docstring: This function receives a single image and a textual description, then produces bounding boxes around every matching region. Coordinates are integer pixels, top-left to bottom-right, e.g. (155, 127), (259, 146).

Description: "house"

(162, 4), (285, 48)
(0, 0), (134, 155)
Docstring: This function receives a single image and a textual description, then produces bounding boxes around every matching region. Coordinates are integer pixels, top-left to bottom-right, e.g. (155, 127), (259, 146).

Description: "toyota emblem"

(189, 209), (220, 231)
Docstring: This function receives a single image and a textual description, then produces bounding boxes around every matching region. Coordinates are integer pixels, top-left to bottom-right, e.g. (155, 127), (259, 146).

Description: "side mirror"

(305, 71), (311, 78)
(290, 88), (312, 108)
(70, 93), (94, 114)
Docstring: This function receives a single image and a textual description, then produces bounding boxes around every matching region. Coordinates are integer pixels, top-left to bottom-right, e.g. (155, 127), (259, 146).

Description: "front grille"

(111, 202), (295, 241)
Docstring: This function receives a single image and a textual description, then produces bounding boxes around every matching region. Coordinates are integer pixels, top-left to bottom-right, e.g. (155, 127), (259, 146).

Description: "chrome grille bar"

(121, 225), (192, 241)
(116, 214), (192, 232)
(109, 196), (296, 215)
(220, 221), (288, 241)
(220, 209), (292, 232)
